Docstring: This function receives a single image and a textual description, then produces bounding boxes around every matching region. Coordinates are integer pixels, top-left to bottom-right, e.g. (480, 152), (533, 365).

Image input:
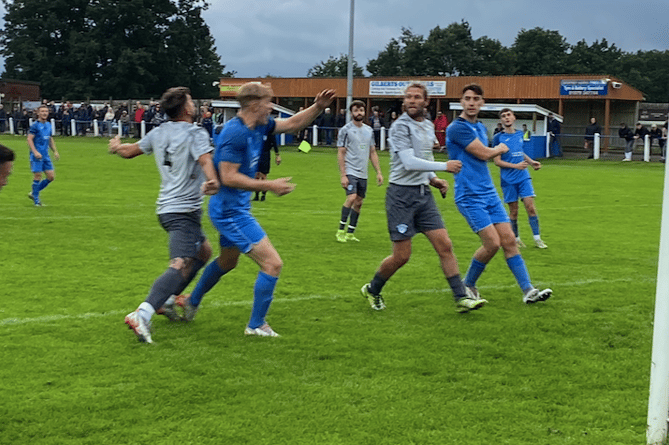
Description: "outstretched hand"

(109, 135), (121, 154)
(269, 177), (296, 196)
(315, 89), (336, 109)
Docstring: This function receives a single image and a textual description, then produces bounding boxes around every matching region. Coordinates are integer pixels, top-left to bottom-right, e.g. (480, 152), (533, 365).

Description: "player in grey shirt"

(361, 83), (486, 313)
(109, 87), (220, 343)
(336, 100), (383, 243)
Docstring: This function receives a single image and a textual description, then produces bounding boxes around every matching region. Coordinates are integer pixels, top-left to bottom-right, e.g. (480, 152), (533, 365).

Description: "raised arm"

(274, 89), (336, 135)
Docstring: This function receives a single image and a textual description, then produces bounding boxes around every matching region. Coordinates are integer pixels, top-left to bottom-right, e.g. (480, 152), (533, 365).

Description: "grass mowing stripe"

(0, 275), (652, 326)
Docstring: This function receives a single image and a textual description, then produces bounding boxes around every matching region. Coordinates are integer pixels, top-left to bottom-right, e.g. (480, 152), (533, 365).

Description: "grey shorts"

(345, 175), (367, 198)
(386, 183), (444, 241)
(157, 210), (206, 259)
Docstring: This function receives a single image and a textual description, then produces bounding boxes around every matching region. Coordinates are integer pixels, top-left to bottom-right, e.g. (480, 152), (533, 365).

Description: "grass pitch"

(0, 135), (664, 444)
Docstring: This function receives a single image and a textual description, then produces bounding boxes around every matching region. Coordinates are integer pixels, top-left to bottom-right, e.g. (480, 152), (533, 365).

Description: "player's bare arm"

(274, 89), (336, 134)
(493, 155), (528, 170)
(445, 160), (462, 173)
(465, 139), (508, 161)
(219, 161), (295, 196)
(197, 152), (220, 195)
(524, 154), (541, 170)
(337, 145), (349, 188)
(429, 176), (449, 196)
(108, 135), (143, 158)
(369, 146), (384, 186)
(27, 134), (42, 159)
(49, 138), (60, 161)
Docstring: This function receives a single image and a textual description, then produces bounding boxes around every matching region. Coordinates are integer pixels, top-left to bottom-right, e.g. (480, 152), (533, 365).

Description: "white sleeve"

(397, 149), (448, 171)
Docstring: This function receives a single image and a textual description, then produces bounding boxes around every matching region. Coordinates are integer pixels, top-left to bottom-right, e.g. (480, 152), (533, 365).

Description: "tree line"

(308, 21), (669, 103)
(0, 0), (233, 99)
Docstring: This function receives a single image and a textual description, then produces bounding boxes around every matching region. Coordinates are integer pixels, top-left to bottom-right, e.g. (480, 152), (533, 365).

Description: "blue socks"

(506, 254), (533, 293)
(528, 216), (540, 237)
(38, 179), (51, 191)
(464, 258), (486, 287)
(190, 260), (229, 307)
(249, 271), (278, 329)
(510, 219), (518, 237)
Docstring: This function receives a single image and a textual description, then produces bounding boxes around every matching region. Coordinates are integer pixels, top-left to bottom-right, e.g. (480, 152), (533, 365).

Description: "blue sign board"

(560, 80), (608, 96)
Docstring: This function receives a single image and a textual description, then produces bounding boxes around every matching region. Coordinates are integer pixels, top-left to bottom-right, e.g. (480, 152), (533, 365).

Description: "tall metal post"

(346, 0), (354, 123)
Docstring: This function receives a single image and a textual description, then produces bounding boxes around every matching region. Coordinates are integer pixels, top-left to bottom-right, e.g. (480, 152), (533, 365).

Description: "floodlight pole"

(346, 0), (354, 123)
(647, 154), (669, 444)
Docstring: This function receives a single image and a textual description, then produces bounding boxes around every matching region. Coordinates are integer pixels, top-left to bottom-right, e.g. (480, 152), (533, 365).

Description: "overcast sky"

(203, 0), (669, 78)
(0, 0), (666, 78)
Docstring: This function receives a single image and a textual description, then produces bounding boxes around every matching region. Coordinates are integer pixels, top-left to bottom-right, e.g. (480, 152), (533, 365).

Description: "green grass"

(0, 135), (664, 444)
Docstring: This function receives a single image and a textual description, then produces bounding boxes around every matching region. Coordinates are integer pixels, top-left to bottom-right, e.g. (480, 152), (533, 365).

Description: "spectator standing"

(133, 103), (145, 137)
(369, 107), (384, 149)
(584, 117), (601, 159)
(634, 122), (649, 155)
(434, 110), (449, 150)
(0, 105), (6, 133)
(320, 107), (335, 145)
(619, 123), (635, 161)
(649, 124), (662, 154)
(547, 113), (562, 157)
(522, 124), (531, 141)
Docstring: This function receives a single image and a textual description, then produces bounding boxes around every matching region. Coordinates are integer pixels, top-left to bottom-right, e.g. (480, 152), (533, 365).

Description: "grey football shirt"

(138, 121), (213, 214)
(337, 121), (374, 179)
(388, 113), (437, 186)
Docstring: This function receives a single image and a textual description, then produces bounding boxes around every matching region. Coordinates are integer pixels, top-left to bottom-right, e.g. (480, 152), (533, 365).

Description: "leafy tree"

(512, 27), (570, 75)
(0, 0), (231, 98)
(617, 50), (669, 102)
(472, 36), (515, 76)
(424, 21), (476, 76)
(307, 54), (364, 77)
(566, 38), (623, 75)
(366, 38), (404, 76)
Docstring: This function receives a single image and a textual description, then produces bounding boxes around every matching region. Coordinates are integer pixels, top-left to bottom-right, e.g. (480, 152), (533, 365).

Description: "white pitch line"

(0, 276), (651, 327)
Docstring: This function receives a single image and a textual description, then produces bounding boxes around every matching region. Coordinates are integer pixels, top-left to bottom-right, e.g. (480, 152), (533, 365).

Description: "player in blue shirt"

(177, 82), (336, 337)
(27, 105), (59, 206)
(492, 108), (547, 249)
(446, 84), (552, 305)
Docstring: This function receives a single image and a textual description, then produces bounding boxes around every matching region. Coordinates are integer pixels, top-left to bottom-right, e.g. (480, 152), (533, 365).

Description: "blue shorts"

(501, 178), (535, 203)
(456, 194), (510, 233)
(210, 210), (266, 254)
(30, 156), (54, 173)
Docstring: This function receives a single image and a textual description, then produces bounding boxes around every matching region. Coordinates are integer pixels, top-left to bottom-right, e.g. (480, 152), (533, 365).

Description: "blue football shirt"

(209, 116), (276, 218)
(446, 117), (497, 202)
(28, 121), (52, 159)
(493, 130), (531, 186)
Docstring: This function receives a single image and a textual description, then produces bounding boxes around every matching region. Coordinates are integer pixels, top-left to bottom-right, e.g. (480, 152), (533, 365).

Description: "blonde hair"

(405, 83), (428, 100)
(236, 83), (273, 109)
